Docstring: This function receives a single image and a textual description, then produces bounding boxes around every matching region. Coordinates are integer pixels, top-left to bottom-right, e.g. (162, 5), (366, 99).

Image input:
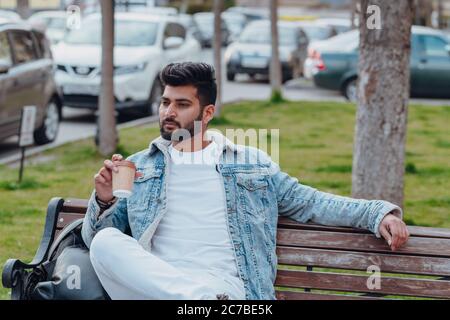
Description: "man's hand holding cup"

(94, 154), (142, 203)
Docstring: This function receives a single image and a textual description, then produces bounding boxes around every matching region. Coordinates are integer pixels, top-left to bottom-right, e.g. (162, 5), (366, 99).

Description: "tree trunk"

(213, 0), (223, 116)
(16, 0), (30, 19)
(437, 0), (445, 29)
(352, 0), (414, 208)
(98, 0), (118, 156)
(270, 0), (282, 96)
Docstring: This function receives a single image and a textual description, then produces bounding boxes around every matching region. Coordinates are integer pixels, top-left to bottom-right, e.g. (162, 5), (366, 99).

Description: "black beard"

(160, 111), (203, 141)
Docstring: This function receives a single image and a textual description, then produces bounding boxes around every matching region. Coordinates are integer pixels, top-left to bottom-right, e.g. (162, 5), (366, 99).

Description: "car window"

(301, 25), (332, 41)
(33, 31), (52, 59)
(0, 32), (13, 67)
(411, 34), (424, 56)
(9, 31), (38, 64)
(164, 22), (186, 40)
(423, 35), (449, 57)
(240, 24), (297, 46)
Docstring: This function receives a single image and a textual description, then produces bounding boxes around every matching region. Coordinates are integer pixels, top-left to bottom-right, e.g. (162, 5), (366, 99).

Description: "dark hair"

(159, 62), (217, 107)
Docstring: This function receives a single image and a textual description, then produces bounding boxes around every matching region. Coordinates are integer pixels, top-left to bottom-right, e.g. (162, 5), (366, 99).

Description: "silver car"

(0, 22), (62, 145)
(225, 20), (309, 82)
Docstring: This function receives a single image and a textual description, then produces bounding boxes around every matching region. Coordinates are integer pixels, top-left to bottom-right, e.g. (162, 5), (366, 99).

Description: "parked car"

(296, 21), (337, 43)
(193, 12), (231, 48)
(0, 22), (62, 144)
(306, 26), (450, 101)
(28, 11), (69, 44)
(52, 12), (201, 115)
(177, 13), (202, 46)
(303, 29), (358, 80)
(225, 6), (269, 22)
(225, 20), (309, 82)
(116, 5), (178, 16)
(315, 18), (353, 34)
(221, 11), (247, 43)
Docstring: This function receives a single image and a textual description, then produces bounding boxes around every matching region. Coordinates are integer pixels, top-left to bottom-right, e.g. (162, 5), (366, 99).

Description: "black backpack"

(29, 219), (110, 300)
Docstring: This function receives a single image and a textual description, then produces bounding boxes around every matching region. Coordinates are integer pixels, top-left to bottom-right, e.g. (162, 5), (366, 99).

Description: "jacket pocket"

(236, 174), (268, 191)
(128, 167), (163, 206)
(134, 167), (163, 183)
(236, 174), (269, 220)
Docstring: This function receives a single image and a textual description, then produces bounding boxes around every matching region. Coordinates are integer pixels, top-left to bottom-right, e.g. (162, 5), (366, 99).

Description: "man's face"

(159, 85), (205, 141)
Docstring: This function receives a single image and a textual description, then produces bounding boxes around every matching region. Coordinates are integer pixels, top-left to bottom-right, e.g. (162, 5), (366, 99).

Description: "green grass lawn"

(0, 100), (449, 300)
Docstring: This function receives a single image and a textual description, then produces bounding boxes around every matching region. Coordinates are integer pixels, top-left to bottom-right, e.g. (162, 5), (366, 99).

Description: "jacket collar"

(148, 129), (238, 156)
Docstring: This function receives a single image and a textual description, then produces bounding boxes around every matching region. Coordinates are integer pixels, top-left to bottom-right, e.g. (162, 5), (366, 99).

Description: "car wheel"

(343, 78), (358, 102)
(227, 71), (235, 82)
(33, 99), (60, 145)
(143, 78), (163, 117)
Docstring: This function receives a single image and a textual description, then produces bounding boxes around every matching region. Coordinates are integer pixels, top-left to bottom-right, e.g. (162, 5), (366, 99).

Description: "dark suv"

(0, 22), (62, 145)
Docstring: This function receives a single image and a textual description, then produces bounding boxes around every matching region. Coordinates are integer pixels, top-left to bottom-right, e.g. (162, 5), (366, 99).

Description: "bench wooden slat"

(275, 290), (385, 300)
(62, 199), (89, 214)
(278, 217), (450, 239)
(275, 269), (450, 299)
(276, 246), (450, 277)
(277, 228), (450, 258)
(57, 212), (86, 229)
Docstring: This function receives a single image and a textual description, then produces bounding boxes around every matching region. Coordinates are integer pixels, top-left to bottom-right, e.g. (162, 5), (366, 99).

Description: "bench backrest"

(54, 198), (450, 300)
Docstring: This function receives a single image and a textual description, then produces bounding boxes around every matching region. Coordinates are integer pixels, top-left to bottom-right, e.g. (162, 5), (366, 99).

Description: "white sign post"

(18, 106), (37, 183)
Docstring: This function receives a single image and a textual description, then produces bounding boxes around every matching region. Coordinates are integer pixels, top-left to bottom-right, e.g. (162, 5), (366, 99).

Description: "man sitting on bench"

(81, 62), (409, 300)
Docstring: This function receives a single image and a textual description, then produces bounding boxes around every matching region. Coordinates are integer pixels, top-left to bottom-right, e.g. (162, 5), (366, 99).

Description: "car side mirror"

(163, 36), (184, 50)
(0, 62), (10, 74)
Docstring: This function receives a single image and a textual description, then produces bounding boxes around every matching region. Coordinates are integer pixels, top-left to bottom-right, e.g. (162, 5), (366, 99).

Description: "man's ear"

(203, 104), (215, 124)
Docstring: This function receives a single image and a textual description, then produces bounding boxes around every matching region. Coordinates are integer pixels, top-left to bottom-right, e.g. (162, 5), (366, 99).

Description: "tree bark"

(16, 0), (30, 19)
(98, 0), (118, 156)
(352, 0), (414, 208)
(270, 0), (282, 96)
(213, 0), (223, 116)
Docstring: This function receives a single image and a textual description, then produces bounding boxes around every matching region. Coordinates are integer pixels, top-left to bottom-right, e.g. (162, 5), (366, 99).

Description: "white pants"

(89, 227), (245, 300)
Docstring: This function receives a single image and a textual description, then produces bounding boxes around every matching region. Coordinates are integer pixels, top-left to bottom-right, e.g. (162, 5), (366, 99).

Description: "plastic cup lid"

(113, 189), (132, 199)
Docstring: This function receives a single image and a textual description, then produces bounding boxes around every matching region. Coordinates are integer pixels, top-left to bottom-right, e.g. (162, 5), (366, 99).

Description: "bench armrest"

(2, 197), (65, 299)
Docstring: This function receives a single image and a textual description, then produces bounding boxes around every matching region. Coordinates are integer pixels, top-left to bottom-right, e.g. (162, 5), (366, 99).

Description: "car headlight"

(114, 62), (147, 75)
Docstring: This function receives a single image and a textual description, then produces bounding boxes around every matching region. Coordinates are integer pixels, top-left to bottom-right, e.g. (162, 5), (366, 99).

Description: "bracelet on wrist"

(95, 194), (117, 210)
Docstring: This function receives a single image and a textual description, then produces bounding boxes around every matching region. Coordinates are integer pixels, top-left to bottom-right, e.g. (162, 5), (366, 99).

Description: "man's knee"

(90, 227), (122, 263)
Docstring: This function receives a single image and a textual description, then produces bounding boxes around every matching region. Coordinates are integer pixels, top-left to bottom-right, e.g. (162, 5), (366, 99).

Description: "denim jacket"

(81, 131), (402, 300)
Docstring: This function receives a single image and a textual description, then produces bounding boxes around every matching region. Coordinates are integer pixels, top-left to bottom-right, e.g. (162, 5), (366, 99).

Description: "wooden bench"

(3, 197), (450, 300)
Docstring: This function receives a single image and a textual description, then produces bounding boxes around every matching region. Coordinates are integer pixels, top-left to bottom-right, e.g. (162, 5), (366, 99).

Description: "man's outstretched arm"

(269, 160), (409, 251)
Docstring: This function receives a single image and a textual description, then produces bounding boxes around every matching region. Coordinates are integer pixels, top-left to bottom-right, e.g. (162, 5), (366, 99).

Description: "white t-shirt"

(151, 141), (245, 298)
